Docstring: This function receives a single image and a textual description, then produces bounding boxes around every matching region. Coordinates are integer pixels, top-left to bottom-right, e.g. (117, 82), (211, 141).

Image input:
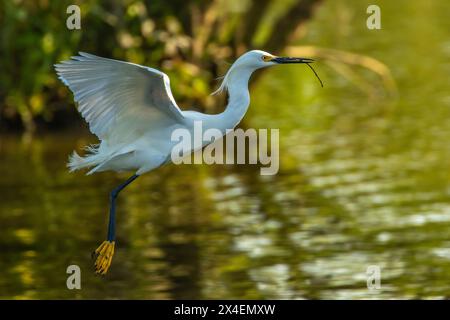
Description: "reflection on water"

(1, 0), (450, 299)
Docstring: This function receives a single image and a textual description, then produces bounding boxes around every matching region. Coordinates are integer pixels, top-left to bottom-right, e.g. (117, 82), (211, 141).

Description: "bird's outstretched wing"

(55, 52), (185, 142)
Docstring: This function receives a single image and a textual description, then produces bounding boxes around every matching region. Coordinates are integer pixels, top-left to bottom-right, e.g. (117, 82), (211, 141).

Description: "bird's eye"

(262, 55), (273, 62)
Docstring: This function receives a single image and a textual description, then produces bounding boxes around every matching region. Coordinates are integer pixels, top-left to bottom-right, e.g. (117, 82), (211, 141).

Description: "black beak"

(272, 57), (314, 64)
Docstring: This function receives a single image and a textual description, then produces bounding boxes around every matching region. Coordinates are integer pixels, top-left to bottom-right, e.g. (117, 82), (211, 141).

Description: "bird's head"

(234, 50), (315, 70)
(212, 50), (321, 95)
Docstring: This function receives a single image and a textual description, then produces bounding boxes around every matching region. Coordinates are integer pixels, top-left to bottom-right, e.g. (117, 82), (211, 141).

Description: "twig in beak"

(305, 63), (324, 87)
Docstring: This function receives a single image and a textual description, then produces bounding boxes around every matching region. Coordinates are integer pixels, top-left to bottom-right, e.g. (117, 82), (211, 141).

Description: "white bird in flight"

(55, 50), (320, 274)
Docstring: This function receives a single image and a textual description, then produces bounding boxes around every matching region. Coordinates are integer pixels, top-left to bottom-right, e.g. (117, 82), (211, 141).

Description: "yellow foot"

(93, 241), (115, 275)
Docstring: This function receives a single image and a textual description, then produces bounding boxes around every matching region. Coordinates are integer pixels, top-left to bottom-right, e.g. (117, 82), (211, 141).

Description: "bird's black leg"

(107, 174), (139, 242)
(94, 174), (139, 275)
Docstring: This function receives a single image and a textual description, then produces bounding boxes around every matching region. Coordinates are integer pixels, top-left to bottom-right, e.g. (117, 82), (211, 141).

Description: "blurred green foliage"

(0, 0), (321, 132)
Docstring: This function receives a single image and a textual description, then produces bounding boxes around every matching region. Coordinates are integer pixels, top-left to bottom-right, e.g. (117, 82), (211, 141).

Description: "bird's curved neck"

(210, 67), (252, 131)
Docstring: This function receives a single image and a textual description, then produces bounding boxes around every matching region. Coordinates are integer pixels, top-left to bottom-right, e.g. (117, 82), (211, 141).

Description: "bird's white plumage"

(55, 50), (278, 175)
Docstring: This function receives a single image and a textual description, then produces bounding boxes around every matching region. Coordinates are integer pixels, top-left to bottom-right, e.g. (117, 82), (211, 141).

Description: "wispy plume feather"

(211, 62), (235, 96)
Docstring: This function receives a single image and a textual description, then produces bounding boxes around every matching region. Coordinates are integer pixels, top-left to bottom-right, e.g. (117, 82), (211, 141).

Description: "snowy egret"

(55, 50), (321, 274)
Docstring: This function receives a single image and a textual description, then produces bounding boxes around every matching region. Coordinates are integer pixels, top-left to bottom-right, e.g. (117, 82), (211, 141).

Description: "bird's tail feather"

(67, 144), (104, 174)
